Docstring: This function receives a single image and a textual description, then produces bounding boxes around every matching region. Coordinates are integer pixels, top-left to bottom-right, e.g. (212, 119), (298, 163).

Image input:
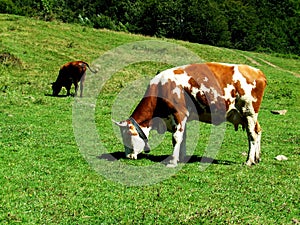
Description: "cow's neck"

(130, 96), (157, 136)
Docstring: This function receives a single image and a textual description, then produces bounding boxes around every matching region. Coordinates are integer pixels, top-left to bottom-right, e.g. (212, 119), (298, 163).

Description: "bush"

(91, 14), (127, 32)
(0, 0), (15, 14)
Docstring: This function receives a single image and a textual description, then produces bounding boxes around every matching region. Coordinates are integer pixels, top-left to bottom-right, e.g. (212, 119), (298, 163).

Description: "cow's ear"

(112, 119), (128, 127)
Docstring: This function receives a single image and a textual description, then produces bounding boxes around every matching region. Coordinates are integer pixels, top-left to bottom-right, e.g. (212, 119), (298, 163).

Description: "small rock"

(271, 110), (287, 115)
(241, 152), (247, 156)
(274, 155), (288, 161)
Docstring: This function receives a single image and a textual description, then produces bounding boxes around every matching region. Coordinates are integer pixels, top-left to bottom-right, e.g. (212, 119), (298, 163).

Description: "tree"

(183, 0), (231, 47)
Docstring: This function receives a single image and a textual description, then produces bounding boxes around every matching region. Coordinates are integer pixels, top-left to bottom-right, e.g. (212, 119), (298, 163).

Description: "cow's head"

(51, 82), (62, 96)
(114, 120), (150, 159)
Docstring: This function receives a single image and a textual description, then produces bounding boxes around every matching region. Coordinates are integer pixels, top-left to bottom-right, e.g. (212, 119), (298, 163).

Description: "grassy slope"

(0, 14), (299, 224)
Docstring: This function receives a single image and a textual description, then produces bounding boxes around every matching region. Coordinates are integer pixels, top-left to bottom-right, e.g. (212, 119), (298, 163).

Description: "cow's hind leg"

(245, 116), (262, 166)
(74, 82), (79, 96)
(79, 73), (86, 97)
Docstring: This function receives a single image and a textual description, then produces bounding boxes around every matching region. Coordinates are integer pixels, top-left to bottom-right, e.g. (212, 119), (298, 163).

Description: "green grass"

(0, 14), (299, 224)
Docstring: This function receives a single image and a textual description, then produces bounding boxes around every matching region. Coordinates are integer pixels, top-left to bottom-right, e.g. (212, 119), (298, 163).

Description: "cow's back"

(182, 63), (266, 111)
(150, 63), (266, 125)
(57, 61), (87, 84)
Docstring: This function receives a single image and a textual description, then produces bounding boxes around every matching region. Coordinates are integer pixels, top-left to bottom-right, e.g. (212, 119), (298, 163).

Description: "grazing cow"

(52, 61), (97, 97)
(114, 62), (267, 167)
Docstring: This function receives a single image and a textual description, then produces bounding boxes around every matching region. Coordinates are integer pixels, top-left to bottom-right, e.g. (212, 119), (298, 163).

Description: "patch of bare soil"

(0, 52), (23, 67)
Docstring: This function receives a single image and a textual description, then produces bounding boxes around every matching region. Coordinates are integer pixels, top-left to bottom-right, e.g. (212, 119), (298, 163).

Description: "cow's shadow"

(45, 93), (75, 97)
(45, 93), (69, 97)
(98, 151), (235, 165)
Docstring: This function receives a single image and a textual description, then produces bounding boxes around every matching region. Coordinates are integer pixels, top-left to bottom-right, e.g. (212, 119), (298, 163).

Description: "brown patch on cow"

(188, 77), (200, 89)
(173, 68), (184, 74)
(196, 91), (208, 106)
(131, 84), (159, 127)
(238, 65), (259, 84)
(251, 76), (267, 113)
(205, 63), (235, 91)
(236, 65), (267, 113)
(255, 121), (261, 134)
(225, 99), (232, 111)
(234, 80), (246, 96)
(161, 80), (187, 123)
(128, 124), (139, 136)
(230, 88), (236, 98)
(185, 64), (222, 92)
(179, 64), (229, 120)
(204, 63), (237, 112)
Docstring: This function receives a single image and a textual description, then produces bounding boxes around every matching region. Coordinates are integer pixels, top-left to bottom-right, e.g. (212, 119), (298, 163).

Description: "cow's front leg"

(245, 116), (261, 166)
(66, 84), (72, 96)
(179, 127), (186, 162)
(167, 118), (187, 168)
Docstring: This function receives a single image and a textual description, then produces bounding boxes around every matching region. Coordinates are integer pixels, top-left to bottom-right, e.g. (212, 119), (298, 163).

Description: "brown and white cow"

(114, 63), (267, 167)
(52, 61), (97, 97)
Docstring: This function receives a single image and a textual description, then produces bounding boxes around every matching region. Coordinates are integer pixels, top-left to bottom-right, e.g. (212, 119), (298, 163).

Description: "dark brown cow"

(52, 61), (97, 97)
(114, 62), (267, 167)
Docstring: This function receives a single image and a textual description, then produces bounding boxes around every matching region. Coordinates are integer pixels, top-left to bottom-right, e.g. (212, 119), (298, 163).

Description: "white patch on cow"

(217, 62), (237, 67)
(190, 87), (199, 98)
(200, 83), (210, 94)
(150, 65), (191, 89)
(203, 77), (208, 82)
(150, 74), (161, 85)
(199, 84), (220, 104)
(232, 66), (257, 101)
(141, 126), (151, 138)
(222, 84), (235, 102)
(210, 87), (220, 103)
(172, 87), (182, 99)
(174, 74), (191, 88)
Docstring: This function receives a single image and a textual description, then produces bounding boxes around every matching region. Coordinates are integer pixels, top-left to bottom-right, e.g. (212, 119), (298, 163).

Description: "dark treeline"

(2, 0), (300, 55)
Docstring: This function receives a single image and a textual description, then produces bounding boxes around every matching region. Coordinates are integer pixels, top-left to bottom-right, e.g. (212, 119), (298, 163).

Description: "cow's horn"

(112, 119), (127, 127)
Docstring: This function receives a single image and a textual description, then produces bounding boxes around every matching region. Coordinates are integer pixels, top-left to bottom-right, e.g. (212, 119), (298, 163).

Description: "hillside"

(3, 0), (300, 55)
(0, 14), (299, 224)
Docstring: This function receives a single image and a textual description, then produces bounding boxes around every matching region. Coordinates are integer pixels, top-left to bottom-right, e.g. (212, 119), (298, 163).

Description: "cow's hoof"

(166, 163), (177, 168)
(245, 160), (255, 166)
(127, 153), (138, 160)
(166, 159), (178, 168)
(255, 156), (261, 164)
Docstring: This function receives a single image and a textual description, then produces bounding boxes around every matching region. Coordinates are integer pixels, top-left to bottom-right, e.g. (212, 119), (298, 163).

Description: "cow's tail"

(84, 62), (98, 74)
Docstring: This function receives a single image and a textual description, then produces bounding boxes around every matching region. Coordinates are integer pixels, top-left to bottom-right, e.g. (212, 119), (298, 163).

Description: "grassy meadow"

(0, 14), (299, 224)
